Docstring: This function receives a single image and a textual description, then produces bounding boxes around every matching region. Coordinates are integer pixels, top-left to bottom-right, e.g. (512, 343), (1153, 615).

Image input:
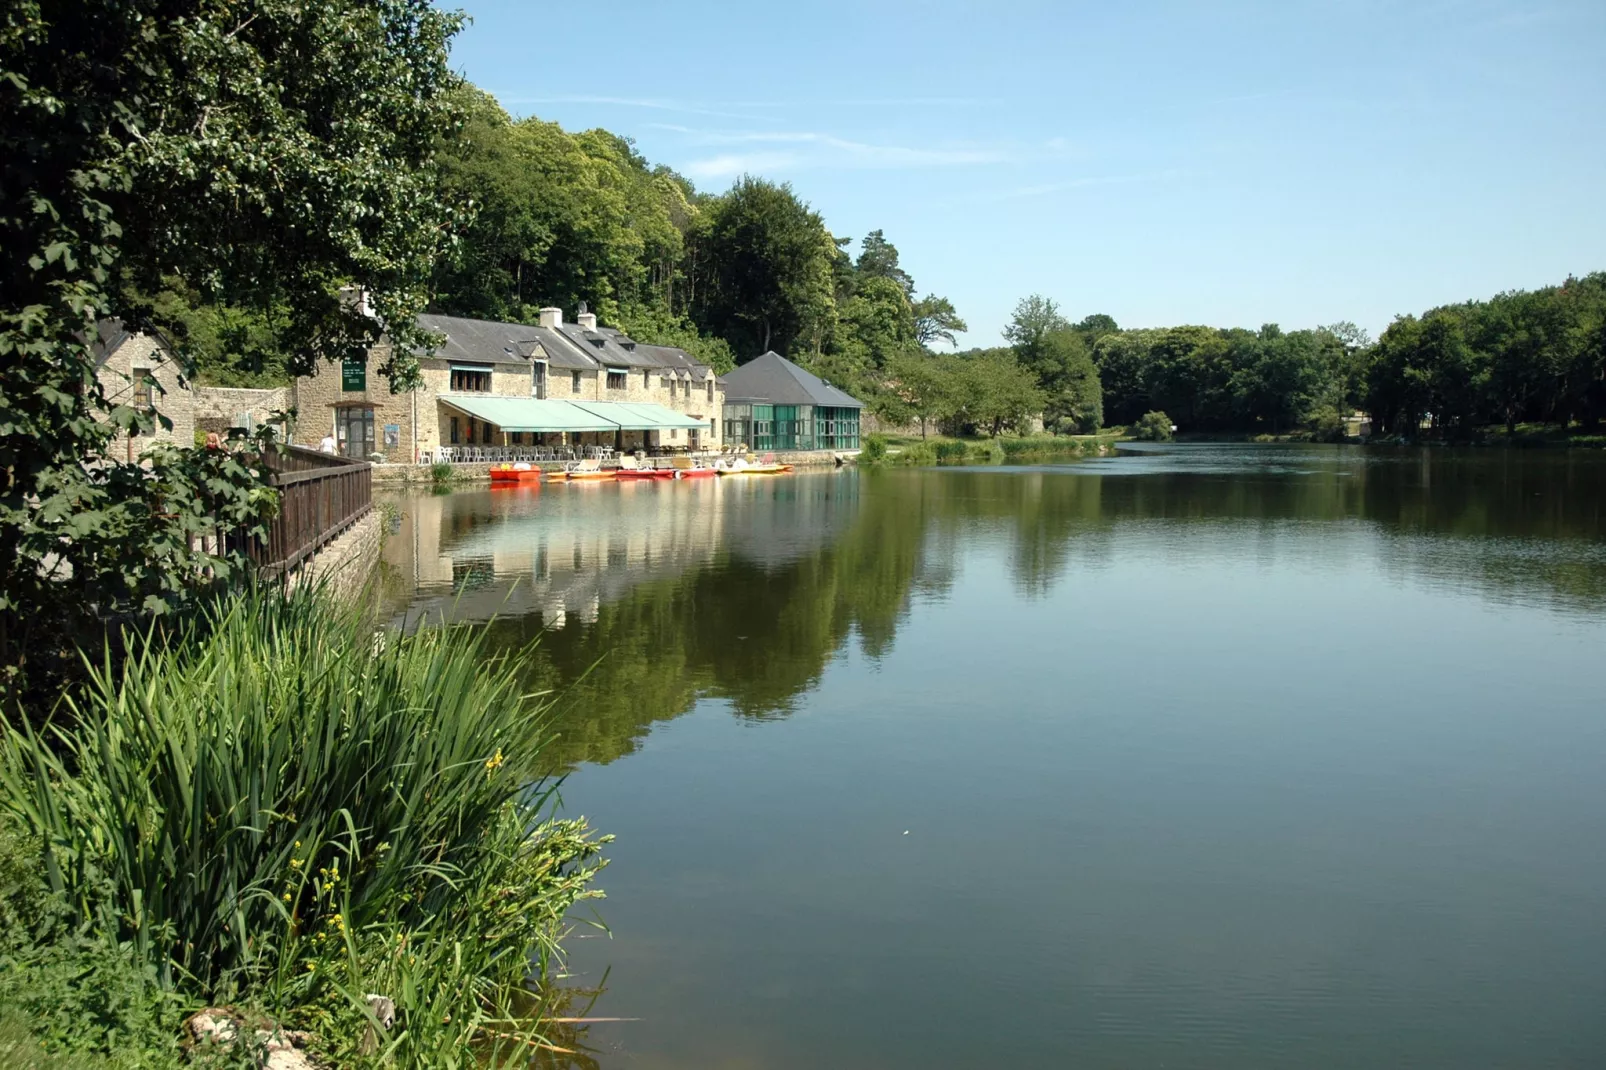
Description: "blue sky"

(450, 0), (1605, 348)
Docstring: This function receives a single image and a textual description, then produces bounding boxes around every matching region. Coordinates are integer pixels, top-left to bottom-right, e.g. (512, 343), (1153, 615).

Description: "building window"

(532, 362), (547, 399)
(706, 380), (713, 402)
(131, 368), (155, 411)
(450, 416), (460, 444)
(606, 370), (626, 391)
(450, 366), (491, 392)
(643, 369), (651, 388)
(481, 420), (492, 444)
(571, 370), (582, 393)
(667, 378), (676, 399)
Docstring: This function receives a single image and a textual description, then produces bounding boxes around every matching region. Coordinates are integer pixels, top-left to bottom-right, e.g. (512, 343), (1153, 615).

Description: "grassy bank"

(1174, 422), (1606, 448)
(0, 589), (607, 1068)
(866, 432), (1122, 467)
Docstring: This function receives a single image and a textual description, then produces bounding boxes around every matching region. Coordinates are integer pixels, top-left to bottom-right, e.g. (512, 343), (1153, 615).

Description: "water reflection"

(378, 446), (1606, 770)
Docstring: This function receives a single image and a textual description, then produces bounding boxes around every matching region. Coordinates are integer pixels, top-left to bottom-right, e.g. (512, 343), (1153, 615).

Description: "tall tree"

(954, 350), (1046, 437)
(913, 295), (968, 349)
(693, 177), (838, 359)
(886, 352), (957, 438)
(855, 229), (915, 296)
(1003, 295), (1071, 371)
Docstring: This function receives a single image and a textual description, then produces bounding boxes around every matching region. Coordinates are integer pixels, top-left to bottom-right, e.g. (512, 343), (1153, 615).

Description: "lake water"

(377, 445), (1606, 1069)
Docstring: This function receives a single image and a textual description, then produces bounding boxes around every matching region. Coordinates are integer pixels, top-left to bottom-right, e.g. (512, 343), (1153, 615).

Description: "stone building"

(93, 321), (193, 460)
(289, 307), (725, 461)
(93, 321), (293, 459)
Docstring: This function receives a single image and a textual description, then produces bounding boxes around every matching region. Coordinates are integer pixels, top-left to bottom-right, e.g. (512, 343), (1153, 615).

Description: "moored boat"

(489, 463), (542, 484)
(716, 461), (794, 476)
(671, 457), (717, 479)
(552, 458), (615, 481)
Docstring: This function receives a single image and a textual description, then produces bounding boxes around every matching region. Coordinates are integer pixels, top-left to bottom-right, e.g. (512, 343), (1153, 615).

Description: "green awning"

(572, 401), (708, 431)
(440, 395), (710, 433)
(438, 394), (618, 432)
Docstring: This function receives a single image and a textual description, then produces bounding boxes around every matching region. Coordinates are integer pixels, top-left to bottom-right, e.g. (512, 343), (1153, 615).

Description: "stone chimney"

(538, 307), (562, 329)
(576, 300), (597, 332)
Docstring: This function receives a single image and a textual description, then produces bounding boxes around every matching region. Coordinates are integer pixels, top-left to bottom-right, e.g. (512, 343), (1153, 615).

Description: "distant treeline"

(170, 83), (1605, 439)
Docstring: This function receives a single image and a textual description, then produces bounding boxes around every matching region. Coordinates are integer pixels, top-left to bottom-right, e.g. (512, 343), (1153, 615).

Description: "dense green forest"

(168, 82), (1606, 440)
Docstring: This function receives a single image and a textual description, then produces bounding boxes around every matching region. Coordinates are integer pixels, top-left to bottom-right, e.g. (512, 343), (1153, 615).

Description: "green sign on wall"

(341, 359), (366, 391)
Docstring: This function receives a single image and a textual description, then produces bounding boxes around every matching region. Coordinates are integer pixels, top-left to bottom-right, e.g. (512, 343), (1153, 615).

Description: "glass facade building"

(718, 352), (864, 452)
(720, 402), (861, 451)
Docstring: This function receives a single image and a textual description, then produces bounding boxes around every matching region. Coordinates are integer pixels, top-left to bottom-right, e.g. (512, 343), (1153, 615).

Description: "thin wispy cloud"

(682, 153), (804, 179)
(661, 124), (1006, 178)
(494, 94), (778, 121)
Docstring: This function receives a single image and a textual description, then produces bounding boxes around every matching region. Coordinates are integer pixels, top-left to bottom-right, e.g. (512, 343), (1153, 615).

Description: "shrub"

(934, 440), (970, 464)
(969, 440), (1006, 465)
(1133, 411), (1174, 441)
(1308, 405), (1348, 443)
(860, 434), (888, 463)
(430, 461), (454, 486)
(892, 440), (937, 466)
(0, 589), (608, 1065)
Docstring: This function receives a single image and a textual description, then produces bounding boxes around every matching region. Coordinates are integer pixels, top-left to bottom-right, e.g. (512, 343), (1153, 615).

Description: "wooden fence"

(252, 446), (372, 577)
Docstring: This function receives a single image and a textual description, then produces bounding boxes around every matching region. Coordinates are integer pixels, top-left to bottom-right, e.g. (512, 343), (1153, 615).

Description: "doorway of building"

(337, 405), (375, 459)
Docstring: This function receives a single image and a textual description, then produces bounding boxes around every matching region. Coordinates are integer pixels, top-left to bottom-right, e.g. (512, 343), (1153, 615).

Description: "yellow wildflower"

(484, 748), (505, 772)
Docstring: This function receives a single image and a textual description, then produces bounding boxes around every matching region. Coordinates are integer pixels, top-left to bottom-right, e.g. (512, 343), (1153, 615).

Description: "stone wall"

(286, 508), (380, 599)
(192, 386), (291, 435)
(861, 412), (922, 437)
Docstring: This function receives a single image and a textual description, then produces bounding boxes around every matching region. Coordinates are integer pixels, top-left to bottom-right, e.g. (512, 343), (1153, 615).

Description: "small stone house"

(93, 321), (193, 460)
(93, 321), (292, 458)
(289, 307), (726, 461)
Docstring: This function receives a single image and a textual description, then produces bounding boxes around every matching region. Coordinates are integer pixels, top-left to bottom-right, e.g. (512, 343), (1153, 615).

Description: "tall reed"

(0, 588), (607, 1065)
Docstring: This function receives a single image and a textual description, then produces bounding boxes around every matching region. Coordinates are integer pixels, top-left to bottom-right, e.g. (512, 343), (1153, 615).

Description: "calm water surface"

(378, 445), (1606, 1069)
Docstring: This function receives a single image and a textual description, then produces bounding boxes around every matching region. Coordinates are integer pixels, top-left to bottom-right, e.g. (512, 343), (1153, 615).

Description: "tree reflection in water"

(376, 446), (1606, 771)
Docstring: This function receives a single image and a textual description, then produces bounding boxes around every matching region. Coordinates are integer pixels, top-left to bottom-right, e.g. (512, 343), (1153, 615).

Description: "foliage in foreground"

(0, 590), (608, 1067)
(1, 0), (464, 709)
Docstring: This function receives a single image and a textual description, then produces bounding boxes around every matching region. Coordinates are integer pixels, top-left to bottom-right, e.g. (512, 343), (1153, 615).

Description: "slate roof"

(416, 314), (547, 367)
(92, 319), (134, 365)
(520, 325), (605, 371)
(718, 351), (863, 409)
(414, 312), (715, 378)
(634, 343), (713, 381)
(554, 323), (658, 369)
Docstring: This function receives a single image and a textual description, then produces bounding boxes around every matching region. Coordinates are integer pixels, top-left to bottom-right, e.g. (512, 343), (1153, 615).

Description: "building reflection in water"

(380, 475), (860, 631)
